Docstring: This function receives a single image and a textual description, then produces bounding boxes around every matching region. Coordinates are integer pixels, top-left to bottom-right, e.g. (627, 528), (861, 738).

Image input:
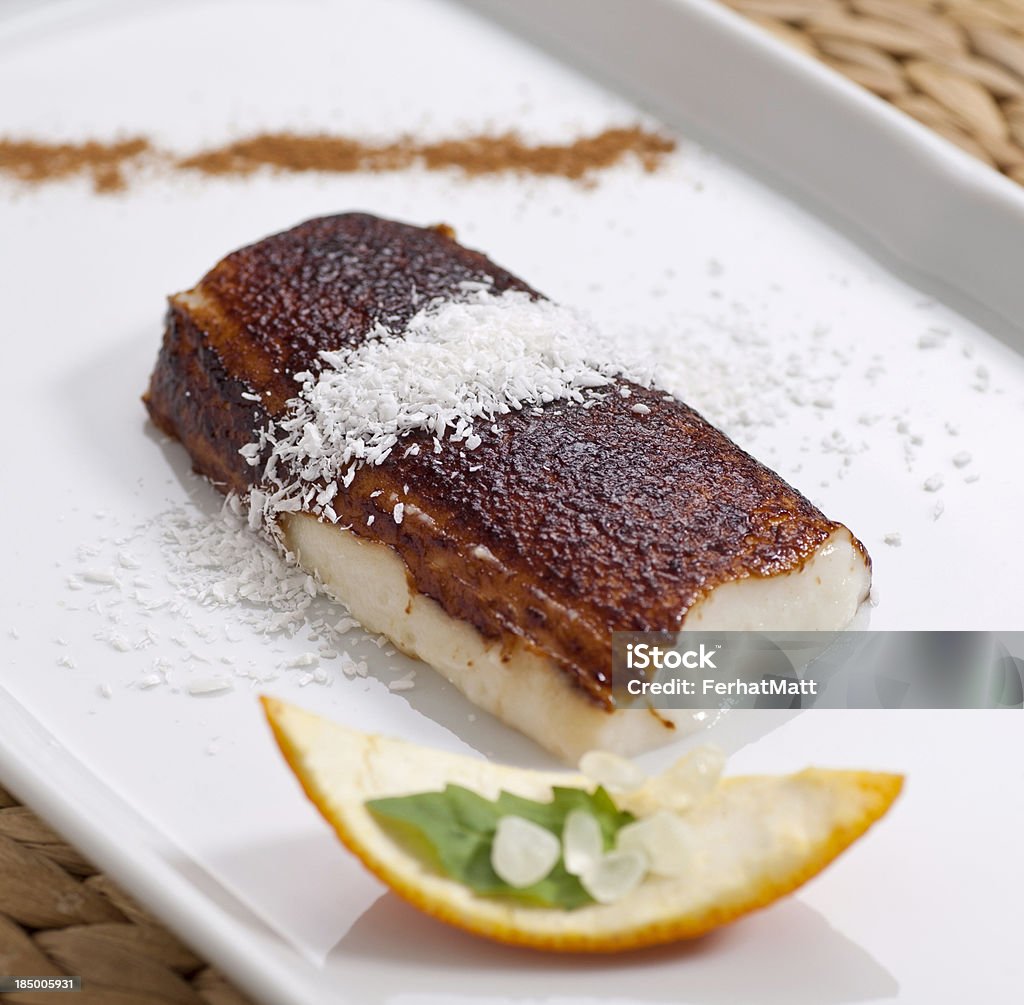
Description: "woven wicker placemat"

(0, 783), (253, 1004)
(721, 0), (1024, 184)
(3, 3), (1022, 1003)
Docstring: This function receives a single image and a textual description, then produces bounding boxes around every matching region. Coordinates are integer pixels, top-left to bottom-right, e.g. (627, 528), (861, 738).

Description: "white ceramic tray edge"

(0, 686), (311, 1005)
(460, 0), (1024, 352)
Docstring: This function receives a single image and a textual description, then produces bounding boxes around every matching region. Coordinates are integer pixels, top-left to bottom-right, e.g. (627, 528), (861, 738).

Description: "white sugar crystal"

(562, 809), (603, 877)
(388, 671), (416, 692)
(923, 474), (944, 492)
(883, 532), (903, 547)
(580, 850), (646, 904)
(490, 816), (560, 888)
(287, 652), (319, 668)
(616, 812), (695, 877)
(579, 750), (646, 792)
(952, 451), (972, 468)
(630, 403), (651, 415)
(639, 746), (725, 812)
(97, 683), (112, 699)
(393, 503), (405, 525)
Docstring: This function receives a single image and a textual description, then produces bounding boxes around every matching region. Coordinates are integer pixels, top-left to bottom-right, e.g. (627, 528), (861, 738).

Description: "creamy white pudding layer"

(283, 514), (869, 763)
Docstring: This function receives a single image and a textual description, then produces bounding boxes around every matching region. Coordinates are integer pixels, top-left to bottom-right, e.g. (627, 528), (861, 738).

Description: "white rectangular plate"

(1, 2), (1022, 1003)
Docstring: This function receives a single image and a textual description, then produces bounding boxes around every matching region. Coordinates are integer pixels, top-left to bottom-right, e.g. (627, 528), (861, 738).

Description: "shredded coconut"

(388, 670), (417, 692)
(82, 568), (120, 586)
(187, 676), (235, 696)
(245, 287), (651, 526)
(61, 497), (413, 701)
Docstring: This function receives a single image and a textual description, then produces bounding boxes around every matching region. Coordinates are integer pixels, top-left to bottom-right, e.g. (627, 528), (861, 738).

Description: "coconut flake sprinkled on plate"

(187, 676), (235, 696)
(61, 497), (416, 703)
(388, 670), (416, 692)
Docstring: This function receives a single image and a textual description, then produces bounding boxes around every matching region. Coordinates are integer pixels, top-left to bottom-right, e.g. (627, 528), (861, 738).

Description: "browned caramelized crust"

(144, 214), (532, 491)
(145, 213), (854, 707)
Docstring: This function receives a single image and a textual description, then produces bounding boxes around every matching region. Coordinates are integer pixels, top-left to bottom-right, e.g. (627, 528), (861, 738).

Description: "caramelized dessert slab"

(145, 213), (870, 761)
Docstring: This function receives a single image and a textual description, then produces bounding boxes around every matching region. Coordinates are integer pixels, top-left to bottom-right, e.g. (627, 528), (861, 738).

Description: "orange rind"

(262, 696), (902, 952)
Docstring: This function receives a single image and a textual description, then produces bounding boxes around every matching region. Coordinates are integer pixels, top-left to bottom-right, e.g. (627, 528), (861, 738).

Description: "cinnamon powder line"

(0, 127), (676, 193)
(0, 137), (152, 193)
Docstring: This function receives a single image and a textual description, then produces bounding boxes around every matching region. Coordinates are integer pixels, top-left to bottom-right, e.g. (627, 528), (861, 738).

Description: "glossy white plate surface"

(1, 2), (1022, 1003)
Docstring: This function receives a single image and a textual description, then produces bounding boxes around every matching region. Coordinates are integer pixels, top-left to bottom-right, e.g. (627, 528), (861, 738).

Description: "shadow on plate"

(330, 890), (897, 1005)
(56, 323), (224, 512)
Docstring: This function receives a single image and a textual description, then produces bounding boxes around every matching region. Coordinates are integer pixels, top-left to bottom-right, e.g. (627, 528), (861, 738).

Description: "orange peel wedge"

(262, 696), (902, 952)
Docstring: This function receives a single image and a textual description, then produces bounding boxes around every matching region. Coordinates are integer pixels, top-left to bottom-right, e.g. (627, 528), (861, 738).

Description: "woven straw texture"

(722, 0), (1024, 183)
(0, 783), (253, 1004)
(2, 3), (1022, 1002)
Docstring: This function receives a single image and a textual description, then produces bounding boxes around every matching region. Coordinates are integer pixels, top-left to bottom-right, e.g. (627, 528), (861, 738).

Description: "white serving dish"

(1, 1), (1022, 1003)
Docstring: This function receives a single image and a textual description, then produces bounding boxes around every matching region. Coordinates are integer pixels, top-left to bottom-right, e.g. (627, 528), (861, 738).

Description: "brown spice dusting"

(0, 137), (152, 192)
(180, 127), (677, 181)
(0, 127), (675, 193)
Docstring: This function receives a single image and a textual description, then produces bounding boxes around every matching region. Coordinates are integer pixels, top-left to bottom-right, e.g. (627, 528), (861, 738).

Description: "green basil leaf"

(366, 783), (634, 910)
